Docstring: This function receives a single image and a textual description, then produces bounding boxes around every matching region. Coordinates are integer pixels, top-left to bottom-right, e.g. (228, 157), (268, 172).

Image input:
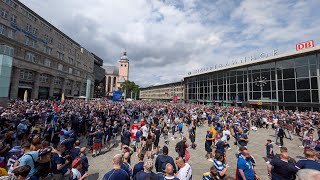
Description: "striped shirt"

(213, 159), (224, 172)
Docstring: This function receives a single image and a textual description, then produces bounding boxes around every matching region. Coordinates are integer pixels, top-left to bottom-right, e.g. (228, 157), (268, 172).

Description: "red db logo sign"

(296, 40), (314, 51)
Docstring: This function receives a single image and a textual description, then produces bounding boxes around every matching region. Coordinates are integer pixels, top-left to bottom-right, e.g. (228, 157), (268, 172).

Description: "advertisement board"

(112, 91), (123, 101)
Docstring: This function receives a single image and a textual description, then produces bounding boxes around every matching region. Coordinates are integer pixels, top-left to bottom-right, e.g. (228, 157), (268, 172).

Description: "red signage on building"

(296, 40), (314, 51)
(173, 96), (178, 103)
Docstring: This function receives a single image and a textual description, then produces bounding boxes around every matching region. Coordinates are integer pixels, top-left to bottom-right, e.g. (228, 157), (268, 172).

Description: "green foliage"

(120, 80), (140, 98)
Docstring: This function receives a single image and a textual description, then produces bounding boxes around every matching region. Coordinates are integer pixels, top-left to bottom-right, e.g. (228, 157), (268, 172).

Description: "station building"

(184, 45), (320, 111)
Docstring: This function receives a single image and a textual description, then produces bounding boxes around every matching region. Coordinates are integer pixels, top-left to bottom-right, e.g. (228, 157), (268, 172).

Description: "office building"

(140, 81), (184, 102)
(0, 0), (95, 100)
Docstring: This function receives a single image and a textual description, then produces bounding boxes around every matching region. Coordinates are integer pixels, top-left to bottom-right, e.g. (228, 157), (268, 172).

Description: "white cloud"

(20, 0), (320, 87)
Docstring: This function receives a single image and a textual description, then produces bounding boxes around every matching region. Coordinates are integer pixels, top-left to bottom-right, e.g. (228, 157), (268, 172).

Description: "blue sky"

(20, 0), (320, 87)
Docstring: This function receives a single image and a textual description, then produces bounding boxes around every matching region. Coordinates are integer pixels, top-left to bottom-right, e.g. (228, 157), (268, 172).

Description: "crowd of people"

(0, 99), (319, 180)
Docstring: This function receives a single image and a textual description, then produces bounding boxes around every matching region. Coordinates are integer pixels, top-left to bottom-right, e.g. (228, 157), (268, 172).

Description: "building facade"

(0, 0), (95, 100)
(92, 53), (106, 98)
(184, 46), (320, 111)
(104, 51), (129, 97)
(140, 81), (184, 102)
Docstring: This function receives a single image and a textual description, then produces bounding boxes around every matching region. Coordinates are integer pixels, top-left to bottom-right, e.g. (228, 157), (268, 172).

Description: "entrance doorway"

(17, 88), (32, 100)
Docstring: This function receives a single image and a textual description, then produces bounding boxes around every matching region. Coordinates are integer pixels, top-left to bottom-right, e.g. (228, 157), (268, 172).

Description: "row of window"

(1, 1), (94, 72)
(21, 70), (77, 87)
(24, 51), (83, 76)
(0, 23), (15, 39)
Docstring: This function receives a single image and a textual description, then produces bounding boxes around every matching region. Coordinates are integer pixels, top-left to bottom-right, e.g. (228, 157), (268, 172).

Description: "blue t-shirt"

(206, 134), (213, 146)
(295, 159), (320, 171)
(215, 141), (225, 155)
(237, 156), (255, 180)
(133, 162), (144, 177)
(51, 153), (68, 175)
(103, 169), (130, 180)
(135, 131), (142, 142)
(19, 151), (39, 177)
(238, 133), (248, 146)
(266, 144), (273, 156)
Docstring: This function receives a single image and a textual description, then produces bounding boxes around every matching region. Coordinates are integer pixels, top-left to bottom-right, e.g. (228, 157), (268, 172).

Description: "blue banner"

(112, 91), (123, 101)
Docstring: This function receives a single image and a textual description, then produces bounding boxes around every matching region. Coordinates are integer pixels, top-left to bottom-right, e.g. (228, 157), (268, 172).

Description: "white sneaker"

(278, 146), (282, 148)
(299, 145), (304, 148)
(226, 164), (230, 168)
(227, 148), (231, 150)
(266, 161), (270, 164)
(208, 158), (214, 162)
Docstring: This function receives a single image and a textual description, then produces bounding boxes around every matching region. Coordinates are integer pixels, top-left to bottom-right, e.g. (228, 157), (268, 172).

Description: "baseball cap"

(9, 146), (22, 153)
(72, 157), (82, 168)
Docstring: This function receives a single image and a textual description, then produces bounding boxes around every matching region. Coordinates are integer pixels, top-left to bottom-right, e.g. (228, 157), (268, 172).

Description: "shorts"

(154, 140), (159, 147)
(93, 142), (102, 150)
(205, 143), (212, 153)
(190, 136), (195, 143)
(136, 142), (141, 148)
(179, 128), (183, 133)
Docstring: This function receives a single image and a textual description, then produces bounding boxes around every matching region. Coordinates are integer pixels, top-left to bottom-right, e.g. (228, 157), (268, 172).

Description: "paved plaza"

(86, 125), (306, 180)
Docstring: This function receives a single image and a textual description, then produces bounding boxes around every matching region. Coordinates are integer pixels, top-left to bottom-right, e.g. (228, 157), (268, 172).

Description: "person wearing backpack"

(14, 142), (38, 178)
(155, 146), (176, 173)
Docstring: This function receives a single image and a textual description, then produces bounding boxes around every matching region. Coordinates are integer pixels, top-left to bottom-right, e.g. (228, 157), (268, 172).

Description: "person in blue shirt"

(51, 144), (70, 179)
(205, 130), (214, 160)
(265, 139), (274, 163)
(237, 150), (259, 180)
(237, 128), (249, 147)
(133, 153), (144, 178)
(295, 150), (320, 171)
(103, 154), (129, 180)
(17, 142), (38, 178)
(135, 128), (142, 155)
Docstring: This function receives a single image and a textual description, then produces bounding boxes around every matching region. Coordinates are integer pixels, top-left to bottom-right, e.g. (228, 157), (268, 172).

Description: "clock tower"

(118, 51), (129, 83)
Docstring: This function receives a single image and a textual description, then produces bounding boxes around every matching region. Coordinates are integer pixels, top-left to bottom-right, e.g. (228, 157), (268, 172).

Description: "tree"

(120, 80), (140, 99)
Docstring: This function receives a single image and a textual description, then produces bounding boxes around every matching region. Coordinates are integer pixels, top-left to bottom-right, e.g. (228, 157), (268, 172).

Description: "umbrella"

(61, 92), (65, 102)
(23, 90), (28, 102)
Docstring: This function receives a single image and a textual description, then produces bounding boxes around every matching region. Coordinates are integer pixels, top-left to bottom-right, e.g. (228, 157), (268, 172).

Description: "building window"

(25, 37), (36, 48)
(4, 0), (18, 9)
(10, 14), (17, 23)
(32, 28), (37, 35)
(7, 28), (15, 39)
(58, 42), (64, 51)
(39, 74), (49, 83)
(57, 52), (64, 60)
(0, 9), (8, 19)
(54, 77), (62, 85)
(26, 24), (32, 32)
(27, 12), (37, 22)
(44, 34), (49, 42)
(68, 57), (74, 64)
(20, 70), (33, 80)
(25, 52), (36, 63)
(0, 24), (6, 35)
(43, 46), (52, 55)
(66, 80), (71, 86)
(69, 67), (72, 74)
(83, 65), (87, 70)
(58, 64), (63, 71)
(44, 59), (51, 67)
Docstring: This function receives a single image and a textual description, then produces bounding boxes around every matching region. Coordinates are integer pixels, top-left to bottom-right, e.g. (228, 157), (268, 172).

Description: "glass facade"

(185, 50), (320, 109)
(0, 45), (13, 98)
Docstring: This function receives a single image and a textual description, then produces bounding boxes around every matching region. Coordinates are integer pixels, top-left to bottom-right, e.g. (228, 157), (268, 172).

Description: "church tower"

(118, 51), (129, 82)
